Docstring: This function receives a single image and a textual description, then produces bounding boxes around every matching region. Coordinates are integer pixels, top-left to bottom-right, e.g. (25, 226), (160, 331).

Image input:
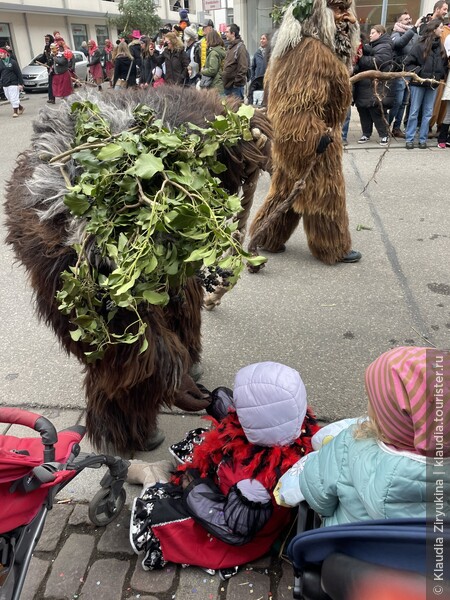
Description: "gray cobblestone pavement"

(21, 500), (294, 600)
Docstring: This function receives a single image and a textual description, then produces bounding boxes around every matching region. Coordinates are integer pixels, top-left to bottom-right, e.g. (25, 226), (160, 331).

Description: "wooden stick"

(350, 70), (443, 86)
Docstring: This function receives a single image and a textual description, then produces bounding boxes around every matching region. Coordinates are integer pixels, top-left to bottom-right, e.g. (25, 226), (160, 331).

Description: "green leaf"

(237, 104), (255, 120)
(127, 153), (164, 180)
(184, 248), (210, 262)
(199, 142), (219, 158)
(64, 194), (90, 216)
(69, 328), (83, 341)
(246, 255), (268, 266)
(118, 233), (128, 252)
(142, 290), (170, 306)
(143, 255), (158, 274)
(97, 143), (124, 161)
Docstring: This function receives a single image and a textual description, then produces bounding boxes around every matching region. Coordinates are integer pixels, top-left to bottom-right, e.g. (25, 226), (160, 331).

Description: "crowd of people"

(347, 0), (450, 149)
(1, 12), (268, 117)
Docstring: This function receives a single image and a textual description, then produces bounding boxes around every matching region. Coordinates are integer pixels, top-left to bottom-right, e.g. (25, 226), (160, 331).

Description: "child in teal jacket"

(276, 346), (450, 525)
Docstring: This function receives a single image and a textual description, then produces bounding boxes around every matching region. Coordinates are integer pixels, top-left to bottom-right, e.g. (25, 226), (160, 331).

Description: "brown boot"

(18, 105), (25, 115)
(391, 128), (404, 138)
(12, 108), (19, 118)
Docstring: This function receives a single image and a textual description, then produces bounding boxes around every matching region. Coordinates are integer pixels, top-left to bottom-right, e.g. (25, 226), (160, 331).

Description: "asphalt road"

(1, 91), (449, 429)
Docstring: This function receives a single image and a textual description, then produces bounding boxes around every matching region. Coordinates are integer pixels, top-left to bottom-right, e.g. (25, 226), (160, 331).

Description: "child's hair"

(353, 414), (387, 442)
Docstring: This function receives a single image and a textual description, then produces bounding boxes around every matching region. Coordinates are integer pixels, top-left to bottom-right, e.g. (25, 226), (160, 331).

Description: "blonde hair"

(165, 32), (184, 51)
(353, 413), (389, 443)
(114, 41), (132, 60)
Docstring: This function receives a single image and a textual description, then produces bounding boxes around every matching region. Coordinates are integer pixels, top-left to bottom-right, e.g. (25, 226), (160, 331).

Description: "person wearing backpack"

(222, 23), (249, 100)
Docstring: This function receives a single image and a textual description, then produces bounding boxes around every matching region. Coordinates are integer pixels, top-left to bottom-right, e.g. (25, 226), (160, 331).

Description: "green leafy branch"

(56, 100), (265, 362)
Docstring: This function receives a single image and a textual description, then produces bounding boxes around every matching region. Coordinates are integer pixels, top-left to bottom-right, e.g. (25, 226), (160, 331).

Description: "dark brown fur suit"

(4, 85), (271, 453)
(249, 0), (359, 264)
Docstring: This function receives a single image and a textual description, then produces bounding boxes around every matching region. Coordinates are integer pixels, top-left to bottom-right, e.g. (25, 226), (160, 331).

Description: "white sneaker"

(379, 137), (389, 147)
(358, 135), (370, 143)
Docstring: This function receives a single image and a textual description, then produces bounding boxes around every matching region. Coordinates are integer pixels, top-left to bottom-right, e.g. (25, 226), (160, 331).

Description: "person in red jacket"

(129, 361), (319, 579)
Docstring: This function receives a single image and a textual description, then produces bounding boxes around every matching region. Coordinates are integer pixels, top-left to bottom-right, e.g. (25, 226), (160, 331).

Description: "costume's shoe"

(189, 362), (203, 382)
(339, 250), (362, 263)
(144, 428), (166, 451)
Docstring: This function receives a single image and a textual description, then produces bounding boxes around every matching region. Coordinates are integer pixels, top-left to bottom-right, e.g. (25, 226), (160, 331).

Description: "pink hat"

(365, 346), (450, 456)
(132, 30), (141, 39)
(0, 47), (9, 55)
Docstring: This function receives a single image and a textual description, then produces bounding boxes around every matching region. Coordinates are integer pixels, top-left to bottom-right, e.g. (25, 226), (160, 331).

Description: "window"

(95, 25), (109, 49)
(71, 24), (88, 52)
(0, 23), (14, 55)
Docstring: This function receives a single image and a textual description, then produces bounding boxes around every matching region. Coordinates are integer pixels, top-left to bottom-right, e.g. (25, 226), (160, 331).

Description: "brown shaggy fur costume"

(249, 0), (359, 265)
(4, 85), (271, 453)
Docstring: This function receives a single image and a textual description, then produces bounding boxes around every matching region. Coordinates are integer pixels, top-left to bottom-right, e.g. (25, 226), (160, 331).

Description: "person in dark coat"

(35, 33), (55, 103)
(389, 12), (421, 136)
(111, 41), (134, 89)
(404, 19), (448, 149)
(128, 31), (142, 86)
(0, 47), (25, 117)
(156, 31), (189, 85)
(248, 32), (269, 105)
(353, 25), (394, 146)
(139, 38), (160, 88)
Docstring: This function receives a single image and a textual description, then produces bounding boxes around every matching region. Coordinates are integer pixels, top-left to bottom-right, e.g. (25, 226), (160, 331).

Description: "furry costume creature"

(4, 86), (271, 454)
(130, 362), (320, 572)
(248, 0), (361, 265)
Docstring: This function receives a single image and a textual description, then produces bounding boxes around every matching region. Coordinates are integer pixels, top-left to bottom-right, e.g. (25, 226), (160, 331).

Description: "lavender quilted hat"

(233, 362), (307, 447)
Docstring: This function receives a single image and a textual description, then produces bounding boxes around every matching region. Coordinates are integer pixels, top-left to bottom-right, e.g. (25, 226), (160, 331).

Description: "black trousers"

(48, 71), (55, 101)
(357, 105), (389, 138)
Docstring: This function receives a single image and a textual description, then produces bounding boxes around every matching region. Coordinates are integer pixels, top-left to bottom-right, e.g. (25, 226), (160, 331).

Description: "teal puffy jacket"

(299, 426), (450, 526)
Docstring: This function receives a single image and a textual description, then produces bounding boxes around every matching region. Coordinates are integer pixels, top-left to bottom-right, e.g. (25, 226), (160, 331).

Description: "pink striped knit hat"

(365, 346), (450, 456)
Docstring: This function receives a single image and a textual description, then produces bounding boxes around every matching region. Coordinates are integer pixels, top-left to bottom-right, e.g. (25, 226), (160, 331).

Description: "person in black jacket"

(35, 34), (55, 103)
(353, 25), (394, 146)
(112, 41), (134, 89)
(139, 38), (160, 87)
(156, 31), (189, 85)
(0, 47), (25, 117)
(404, 19), (448, 148)
(389, 12), (421, 136)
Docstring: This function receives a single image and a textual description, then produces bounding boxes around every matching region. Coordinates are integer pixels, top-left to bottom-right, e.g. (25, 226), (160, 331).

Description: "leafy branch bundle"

(56, 100), (265, 361)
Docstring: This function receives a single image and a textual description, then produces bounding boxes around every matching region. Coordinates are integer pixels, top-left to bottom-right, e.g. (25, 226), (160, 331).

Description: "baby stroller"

(0, 407), (129, 600)
(286, 502), (443, 599)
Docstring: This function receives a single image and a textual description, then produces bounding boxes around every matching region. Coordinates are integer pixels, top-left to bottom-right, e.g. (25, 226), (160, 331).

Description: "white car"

(22, 50), (89, 91)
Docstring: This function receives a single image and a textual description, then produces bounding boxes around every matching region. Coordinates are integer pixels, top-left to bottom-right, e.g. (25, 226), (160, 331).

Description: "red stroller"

(0, 408), (129, 600)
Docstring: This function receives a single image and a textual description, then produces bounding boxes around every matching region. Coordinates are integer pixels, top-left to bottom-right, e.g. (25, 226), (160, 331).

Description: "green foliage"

(57, 100), (265, 362)
(270, 0), (313, 25)
(292, 0), (314, 22)
(109, 0), (161, 39)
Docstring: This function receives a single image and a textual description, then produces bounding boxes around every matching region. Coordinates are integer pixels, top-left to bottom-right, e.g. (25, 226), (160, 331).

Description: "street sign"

(204, 0), (221, 10)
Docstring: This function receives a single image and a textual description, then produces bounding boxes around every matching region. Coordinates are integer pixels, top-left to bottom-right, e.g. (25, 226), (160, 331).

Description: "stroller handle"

(0, 407), (58, 461)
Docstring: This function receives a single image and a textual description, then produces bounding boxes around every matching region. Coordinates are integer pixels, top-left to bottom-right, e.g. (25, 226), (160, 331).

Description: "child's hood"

(233, 361), (307, 447)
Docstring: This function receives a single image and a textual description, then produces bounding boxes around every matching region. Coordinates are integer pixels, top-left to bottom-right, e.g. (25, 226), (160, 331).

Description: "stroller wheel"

(88, 487), (126, 526)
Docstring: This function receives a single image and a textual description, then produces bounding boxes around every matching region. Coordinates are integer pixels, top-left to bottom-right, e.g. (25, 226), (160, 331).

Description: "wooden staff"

(350, 70), (443, 87)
